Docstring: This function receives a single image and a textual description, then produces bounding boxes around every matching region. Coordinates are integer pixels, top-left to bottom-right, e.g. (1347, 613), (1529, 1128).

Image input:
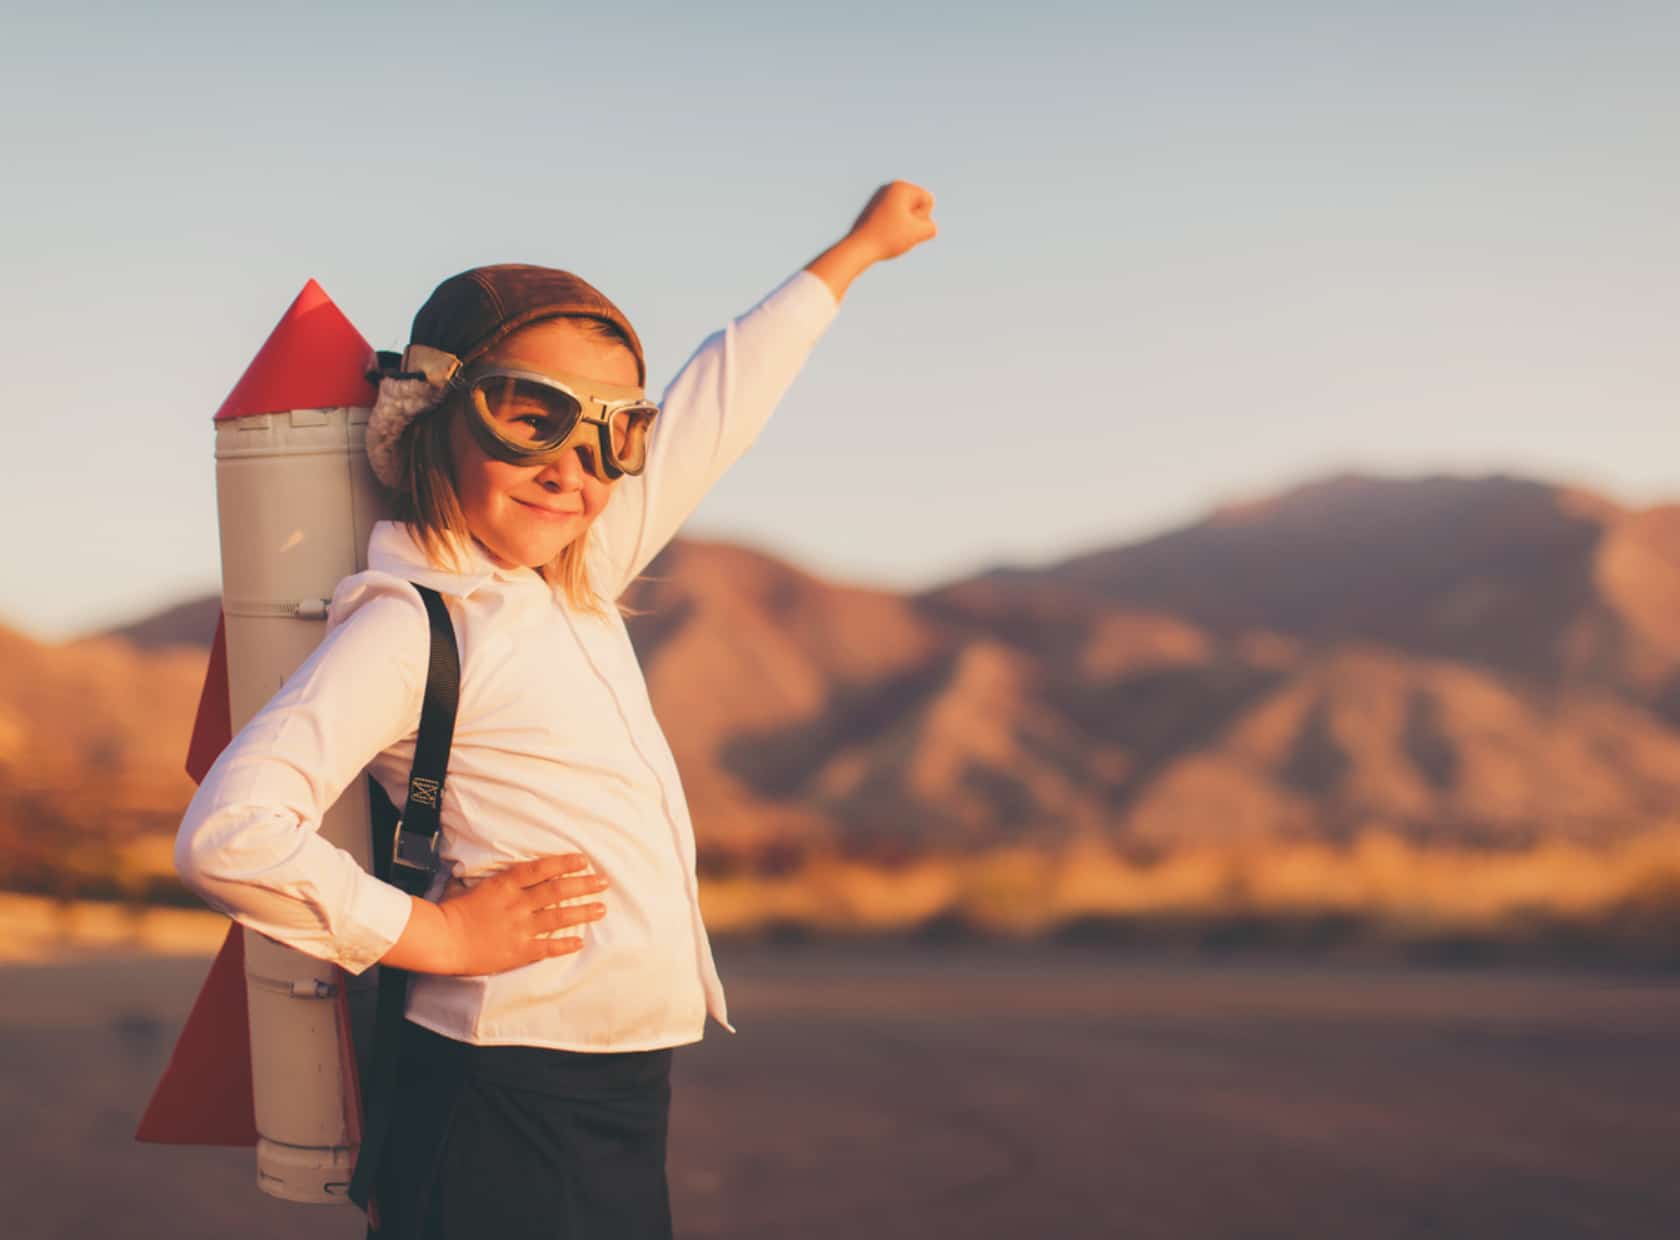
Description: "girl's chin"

(518, 529), (587, 565)
(480, 531), (585, 571)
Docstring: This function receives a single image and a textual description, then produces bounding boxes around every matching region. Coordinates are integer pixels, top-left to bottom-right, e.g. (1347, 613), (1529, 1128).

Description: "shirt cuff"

(335, 868), (416, 974)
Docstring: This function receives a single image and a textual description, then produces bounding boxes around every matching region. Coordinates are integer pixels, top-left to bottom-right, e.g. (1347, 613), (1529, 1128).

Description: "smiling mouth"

(515, 498), (583, 517)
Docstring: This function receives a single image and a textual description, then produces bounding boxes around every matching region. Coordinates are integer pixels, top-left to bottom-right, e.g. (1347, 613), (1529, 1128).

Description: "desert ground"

(4, 940), (1678, 1239)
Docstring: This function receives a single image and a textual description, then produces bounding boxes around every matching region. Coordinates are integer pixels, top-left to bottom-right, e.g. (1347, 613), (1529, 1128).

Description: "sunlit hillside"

(9, 472), (1680, 958)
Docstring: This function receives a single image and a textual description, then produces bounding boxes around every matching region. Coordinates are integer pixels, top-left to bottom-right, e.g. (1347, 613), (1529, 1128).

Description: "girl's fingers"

(886, 180), (931, 210)
(532, 903), (606, 933)
(530, 872), (609, 906)
(540, 935), (586, 957)
(507, 853), (592, 886)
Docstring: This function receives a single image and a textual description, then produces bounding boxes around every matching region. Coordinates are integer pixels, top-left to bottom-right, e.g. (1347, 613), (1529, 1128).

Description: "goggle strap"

(401, 344), (464, 387)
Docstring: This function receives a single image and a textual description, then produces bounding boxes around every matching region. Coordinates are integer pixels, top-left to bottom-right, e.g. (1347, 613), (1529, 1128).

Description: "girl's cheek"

(499, 461), (542, 492)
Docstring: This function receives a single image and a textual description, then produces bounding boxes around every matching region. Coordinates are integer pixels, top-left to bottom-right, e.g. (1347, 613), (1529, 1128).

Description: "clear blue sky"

(4, 1), (1677, 638)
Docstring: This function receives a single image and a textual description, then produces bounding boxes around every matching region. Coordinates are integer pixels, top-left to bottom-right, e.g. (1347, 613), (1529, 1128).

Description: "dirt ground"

(4, 943), (1678, 1239)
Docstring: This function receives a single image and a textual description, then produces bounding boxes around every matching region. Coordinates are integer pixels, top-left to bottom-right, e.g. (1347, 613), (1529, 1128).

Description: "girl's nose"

(536, 446), (590, 490)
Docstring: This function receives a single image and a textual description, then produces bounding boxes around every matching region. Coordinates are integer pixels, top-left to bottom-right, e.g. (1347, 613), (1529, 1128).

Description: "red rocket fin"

(135, 610), (256, 1144)
(140, 614), (255, 1144)
(213, 278), (376, 421)
(135, 924), (258, 1145)
(185, 613), (232, 784)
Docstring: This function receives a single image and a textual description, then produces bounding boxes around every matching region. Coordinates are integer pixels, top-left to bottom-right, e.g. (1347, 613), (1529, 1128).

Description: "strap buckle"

(391, 819), (438, 873)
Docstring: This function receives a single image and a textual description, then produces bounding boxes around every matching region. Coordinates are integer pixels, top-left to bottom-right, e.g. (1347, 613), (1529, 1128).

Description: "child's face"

(447, 320), (641, 570)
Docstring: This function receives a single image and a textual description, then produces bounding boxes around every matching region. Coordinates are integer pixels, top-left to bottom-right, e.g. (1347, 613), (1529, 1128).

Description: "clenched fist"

(847, 180), (939, 263)
(806, 179), (939, 300)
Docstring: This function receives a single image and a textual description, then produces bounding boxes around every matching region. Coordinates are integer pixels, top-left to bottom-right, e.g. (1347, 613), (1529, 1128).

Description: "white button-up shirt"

(176, 270), (838, 1051)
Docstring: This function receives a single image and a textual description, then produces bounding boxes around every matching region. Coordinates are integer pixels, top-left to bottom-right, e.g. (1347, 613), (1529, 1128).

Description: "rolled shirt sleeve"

(591, 269), (840, 599)
(174, 581), (430, 974)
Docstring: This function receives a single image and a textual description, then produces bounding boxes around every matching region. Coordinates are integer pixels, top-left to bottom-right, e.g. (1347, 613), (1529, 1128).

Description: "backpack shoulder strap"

(350, 582), (460, 1215)
(386, 584), (461, 895)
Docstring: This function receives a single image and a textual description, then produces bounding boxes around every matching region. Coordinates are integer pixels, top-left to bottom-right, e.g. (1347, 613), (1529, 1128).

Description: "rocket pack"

(137, 280), (391, 1205)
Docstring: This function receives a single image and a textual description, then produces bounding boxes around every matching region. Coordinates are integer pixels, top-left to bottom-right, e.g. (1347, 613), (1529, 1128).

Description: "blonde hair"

(390, 395), (604, 614)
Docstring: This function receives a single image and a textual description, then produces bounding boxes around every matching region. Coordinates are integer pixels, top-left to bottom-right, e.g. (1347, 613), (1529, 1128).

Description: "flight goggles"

(398, 344), (660, 481)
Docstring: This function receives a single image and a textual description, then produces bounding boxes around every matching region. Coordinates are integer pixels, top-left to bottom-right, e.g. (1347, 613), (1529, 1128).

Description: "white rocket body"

(214, 402), (390, 1203)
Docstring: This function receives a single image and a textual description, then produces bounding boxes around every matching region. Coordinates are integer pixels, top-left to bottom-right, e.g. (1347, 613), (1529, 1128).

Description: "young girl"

(175, 181), (937, 1238)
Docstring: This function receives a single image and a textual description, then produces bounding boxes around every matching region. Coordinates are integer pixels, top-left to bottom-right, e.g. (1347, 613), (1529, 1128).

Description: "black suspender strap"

(388, 586), (462, 891)
(348, 584), (459, 1217)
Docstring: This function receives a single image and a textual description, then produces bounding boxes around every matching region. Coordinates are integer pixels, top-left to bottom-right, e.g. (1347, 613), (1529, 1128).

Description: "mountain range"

(9, 471), (1680, 901)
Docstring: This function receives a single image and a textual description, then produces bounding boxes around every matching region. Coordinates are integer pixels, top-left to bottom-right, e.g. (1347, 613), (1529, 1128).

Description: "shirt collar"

(367, 520), (542, 598)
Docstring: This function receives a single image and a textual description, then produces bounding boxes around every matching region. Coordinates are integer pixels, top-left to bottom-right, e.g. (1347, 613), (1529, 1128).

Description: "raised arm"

(591, 180), (938, 597)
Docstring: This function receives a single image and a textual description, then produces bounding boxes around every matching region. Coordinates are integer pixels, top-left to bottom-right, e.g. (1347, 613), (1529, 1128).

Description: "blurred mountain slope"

(978, 472), (1680, 707)
(10, 472), (1680, 907)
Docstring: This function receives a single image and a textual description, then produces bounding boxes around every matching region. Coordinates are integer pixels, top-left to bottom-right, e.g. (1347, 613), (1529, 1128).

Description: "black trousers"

(368, 1019), (675, 1240)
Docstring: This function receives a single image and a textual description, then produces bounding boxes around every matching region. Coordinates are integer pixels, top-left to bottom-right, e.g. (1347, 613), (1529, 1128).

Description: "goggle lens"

(472, 376), (583, 449)
(607, 404), (657, 472)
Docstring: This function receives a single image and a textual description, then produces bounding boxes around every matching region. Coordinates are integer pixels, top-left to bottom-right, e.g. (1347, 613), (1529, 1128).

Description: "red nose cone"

(213, 278), (377, 421)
